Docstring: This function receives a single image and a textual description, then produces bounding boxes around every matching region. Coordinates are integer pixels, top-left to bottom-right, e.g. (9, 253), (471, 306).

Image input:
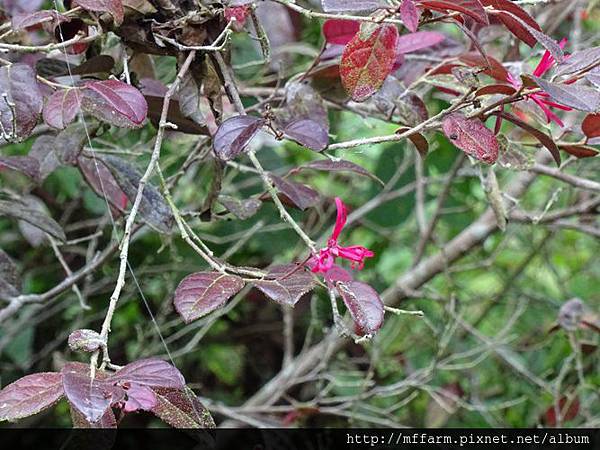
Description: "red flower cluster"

(507, 38), (572, 127)
(309, 197), (374, 274)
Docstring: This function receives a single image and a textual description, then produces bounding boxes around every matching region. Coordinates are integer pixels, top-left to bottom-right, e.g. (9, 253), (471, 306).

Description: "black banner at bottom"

(0, 428), (598, 450)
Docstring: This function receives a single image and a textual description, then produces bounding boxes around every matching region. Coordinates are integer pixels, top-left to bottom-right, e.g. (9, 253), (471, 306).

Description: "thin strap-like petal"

(331, 197), (347, 241)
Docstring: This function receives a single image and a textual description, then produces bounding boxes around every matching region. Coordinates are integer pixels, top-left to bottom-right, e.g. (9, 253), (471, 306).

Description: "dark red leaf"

(336, 281), (384, 336)
(323, 19), (360, 45)
(144, 96), (209, 135)
(442, 113), (499, 164)
(283, 118), (329, 151)
(0, 373), (63, 421)
(491, 111), (561, 166)
(324, 265), (353, 284)
(419, 0), (489, 25)
(0, 64), (43, 144)
(400, 0), (420, 32)
(213, 115), (265, 160)
(397, 127), (429, 158)
(81, 80), (148, 128)
(582, 114), (600, 139)
(108, 358), (185, 389)
(544, 397), (579, 426)
(270, 175), (320, 210)
(559, 144), (598, 159)
(459, 53), (508, 82)
(340, 22), (399, 102)
(77, 155), (128, 212)
(73, 0), (124, 25)
(43, 88), (81, 130)
(396, 31), (445, 54)
(475, 84), (516, 97)
(481, 0), (541, 47)
(151, 387), (215, 429)
(253, 264), (316, 306)
(174, 272), (246, 323)
(298, 159), (382, 184)
(70, 404), (116, 428)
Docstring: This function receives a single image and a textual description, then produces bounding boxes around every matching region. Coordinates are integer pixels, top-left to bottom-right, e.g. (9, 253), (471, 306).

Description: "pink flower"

(507, 38), (572, 127)
(308, 198), (374, 273)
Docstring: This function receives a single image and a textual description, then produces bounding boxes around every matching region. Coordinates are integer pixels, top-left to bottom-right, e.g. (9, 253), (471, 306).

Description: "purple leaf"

(253, 264), (316, 306)
(419, 0), (489, 25)
(299, 159), (382, 184)
(11, 10), (67, 31)
(442, 113), (499, 164)
(68, 329), (105, 353)
(585, 67), (600, 89)
(374, 77), (429, 126)
(70, 405), (116, 428)
(61, 363), (123, 424)
(2, 0), (43, 15)
(323, 19), (360, 45)
(28, 135), (61, 181)
(73, 0), (124, 25)
(108, 358), (185, 389)
(81, 80), (148, 128)
(555, 47), (600, 77)
(491, 111), (560, 166)
(77, 156), (128, 212)
(0, 155), (40, 180)
(514, 19), (564, 63)
(43, 88), (81, 130)
(283, 118), (329, 151)
(270, 175), (320, 211)
(0, 64), (43, 144)
(101, 155), (173, 233)
(218, 195), (262, 220)
(0, 197), (66, 242)
(321, 0), (386, 12)
(53, 123), (91, 165)
(139, 78), (168, 97)
(324, 265), (353, 284)
(213, 115), (265, 161)
(0, 248), (20, 300)
(400, 0), (420, 32)
(122, 384), (157, 413)
(336, 281), (384, 336)
(174, 272), (246, 323)
(0, 373), (63, 421)
(285, 82), (329, 125)
(396, 31), (445, 54)
(151, 387), (215, 429)
(144, 96), (209, 136)
(177, 71), (204, 124)
(533, 77), (600, 113)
